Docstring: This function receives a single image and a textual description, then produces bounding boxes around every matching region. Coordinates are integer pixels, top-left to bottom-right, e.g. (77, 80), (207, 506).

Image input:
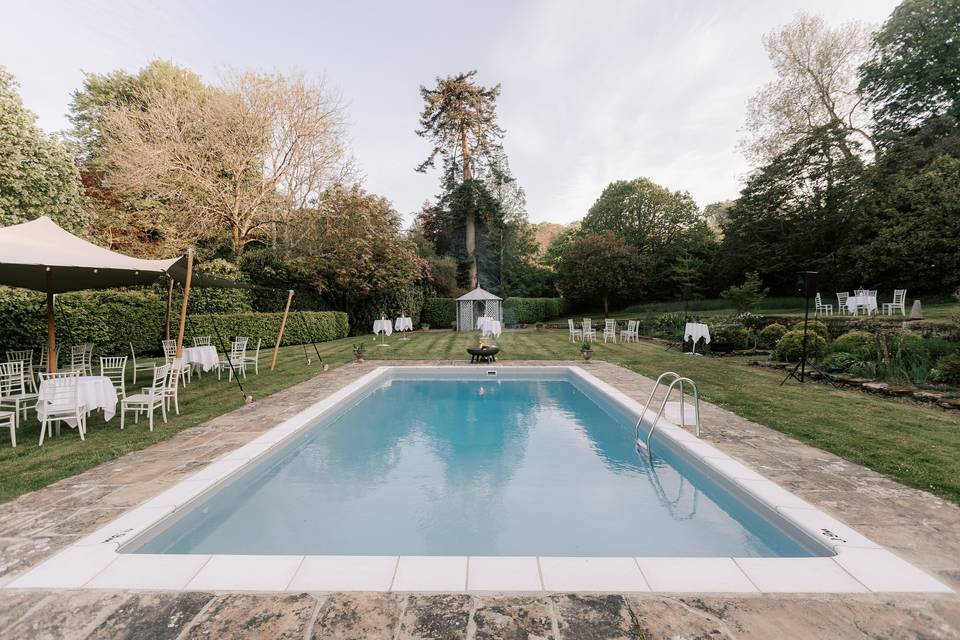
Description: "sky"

(3, 0), (899, 226)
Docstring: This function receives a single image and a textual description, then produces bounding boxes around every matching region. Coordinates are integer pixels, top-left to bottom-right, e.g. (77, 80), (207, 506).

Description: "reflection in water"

(134, 379), (820, 557)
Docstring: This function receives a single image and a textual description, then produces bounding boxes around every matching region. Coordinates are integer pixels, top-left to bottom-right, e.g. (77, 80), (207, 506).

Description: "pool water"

(133, 377), (824, 557)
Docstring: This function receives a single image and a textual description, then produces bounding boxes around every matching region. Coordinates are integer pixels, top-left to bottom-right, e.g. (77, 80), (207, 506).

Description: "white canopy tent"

(455, 287), (502, 332)
(0, 216), (253, 371)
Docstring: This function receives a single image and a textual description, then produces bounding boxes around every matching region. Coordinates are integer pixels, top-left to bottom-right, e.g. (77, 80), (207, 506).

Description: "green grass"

(561, 296), (960, 322)
(2, 329), (958, 505)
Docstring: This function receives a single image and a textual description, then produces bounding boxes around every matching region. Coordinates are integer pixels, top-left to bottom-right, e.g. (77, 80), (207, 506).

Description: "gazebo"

(455, 287), (502, 332)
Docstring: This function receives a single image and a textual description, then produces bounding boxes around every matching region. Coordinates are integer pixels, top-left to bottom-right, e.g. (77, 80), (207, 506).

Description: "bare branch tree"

(742, 12), (876, 165)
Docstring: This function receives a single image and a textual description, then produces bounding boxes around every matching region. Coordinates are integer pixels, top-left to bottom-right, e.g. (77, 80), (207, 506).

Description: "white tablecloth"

(181, 345), (219, 371)
(37, 375), (117, 423)
(476, 317), (502, 337)
(373, 319), (393, 336)
(395, 316), (413, 332)
(684, 322), (711, 344)
(846, 295), (877, 314)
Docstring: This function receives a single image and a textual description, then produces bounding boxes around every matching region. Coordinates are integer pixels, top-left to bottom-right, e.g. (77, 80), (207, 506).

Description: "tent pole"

(175, 248), (194, 357)
(46, 271), (56, 374)
(271, 290), (294, 372)
(165, 277), (174, 340)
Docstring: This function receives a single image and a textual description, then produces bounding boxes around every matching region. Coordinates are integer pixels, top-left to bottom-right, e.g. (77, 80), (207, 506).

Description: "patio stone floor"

(1, 360), (958, 639)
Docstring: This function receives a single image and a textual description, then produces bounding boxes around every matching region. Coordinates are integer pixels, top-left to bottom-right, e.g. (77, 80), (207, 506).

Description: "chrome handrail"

(635, 372), (701, 450)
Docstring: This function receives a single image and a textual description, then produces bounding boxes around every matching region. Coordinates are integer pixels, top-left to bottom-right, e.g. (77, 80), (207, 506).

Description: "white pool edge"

(4, 365), (952, 594)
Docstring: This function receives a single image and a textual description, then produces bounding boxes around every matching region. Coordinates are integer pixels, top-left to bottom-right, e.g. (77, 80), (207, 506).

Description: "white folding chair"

(582, 318), (596, 342)
(0, 409), (14, 448)
(82, 343), (95, 375)
(99, 356), (128, 399)
(243, 338), (262, 375)
(64, 345), (87, 373)
(567, 319), (582, 342)
(192, 336), (212, 347)
(37, 370), (85, 446)
(6, 349), (36, 393)
(130, 343), (157, 385)
(162, 339), (190, 385)
(620, 320), (638, 343)
(38, 345), (58, 378)
(218, 337), (248, 381)
(120, 363), (170, 432)
(161, 359), (183, 416)
(603, 319), (617, 343)
(0, 361), (38, 426)
(814, 293), (833, 316)
(836, 292), (849, 315)
(883, 289), (907, 316)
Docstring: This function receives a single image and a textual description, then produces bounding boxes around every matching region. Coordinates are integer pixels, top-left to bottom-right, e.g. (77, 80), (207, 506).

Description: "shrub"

(420, 298), (456, 327)
(708, 323), (750, 352)
(930, 353), (960, 384)
(720, 272), (768, 312)
(503, 297), (566, 324)
(789, 319), (830, 340)
(189, 310), (348, 348)
(772, 329), (827, 362)
(650, 311), (686, 338)
(830, 330), (876, 358)
(758, 323), (787, 348)
(0, 286), (348, 357)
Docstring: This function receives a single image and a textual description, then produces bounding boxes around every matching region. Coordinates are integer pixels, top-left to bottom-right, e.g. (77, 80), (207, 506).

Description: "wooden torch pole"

(270, 290), (294, 372)
(165, 277), (174, 340)
(175, 248), (194, 358)
(46, 269), (56, 374)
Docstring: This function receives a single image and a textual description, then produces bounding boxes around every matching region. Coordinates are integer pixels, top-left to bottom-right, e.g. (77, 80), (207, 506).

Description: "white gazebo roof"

(456, 286), (502, 301)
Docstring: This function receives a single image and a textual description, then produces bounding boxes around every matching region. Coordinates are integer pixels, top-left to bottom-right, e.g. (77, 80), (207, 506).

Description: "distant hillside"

(532, 222), (565, 256)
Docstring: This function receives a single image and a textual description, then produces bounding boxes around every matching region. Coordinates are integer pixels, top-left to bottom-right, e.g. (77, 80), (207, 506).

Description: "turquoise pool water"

(133, 375), (824, 557)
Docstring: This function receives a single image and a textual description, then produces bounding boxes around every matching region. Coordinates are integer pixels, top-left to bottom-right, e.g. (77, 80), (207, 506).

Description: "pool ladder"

(635, 371), (701, 450)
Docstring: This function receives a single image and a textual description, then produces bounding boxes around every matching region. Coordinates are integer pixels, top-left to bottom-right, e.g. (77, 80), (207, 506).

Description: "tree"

(743, 13), (875, 164)
(97, 68), (351, 255)
(721, 123), (865, 293)
(859, 0), (960, 142)
(720, 272), (769, 313)
(285, 185), (422, 331)
(557, 232), (643, 315)
(416, 70), (505, 288)
(0, 66), (87, 232)
(581, 177), (711, 299)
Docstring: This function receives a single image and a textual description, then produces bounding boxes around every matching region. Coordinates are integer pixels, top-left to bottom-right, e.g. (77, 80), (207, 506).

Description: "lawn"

(563, 296), (960, 322)
(2, 329), (958, 506)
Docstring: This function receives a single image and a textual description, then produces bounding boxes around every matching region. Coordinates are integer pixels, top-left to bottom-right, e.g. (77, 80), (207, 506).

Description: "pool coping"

(4, 365), (952, 594)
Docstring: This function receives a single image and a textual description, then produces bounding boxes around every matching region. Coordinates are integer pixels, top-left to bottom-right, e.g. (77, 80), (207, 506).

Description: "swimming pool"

(7, 365), (950, 593)
(130, 369), (823, 558)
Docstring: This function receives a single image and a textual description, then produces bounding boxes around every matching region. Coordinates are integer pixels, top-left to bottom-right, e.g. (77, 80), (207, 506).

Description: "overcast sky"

(3, 0), (898, 225)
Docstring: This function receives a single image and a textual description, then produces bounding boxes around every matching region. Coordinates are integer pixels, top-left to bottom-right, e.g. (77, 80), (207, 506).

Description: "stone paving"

(1, 360), (959, 639)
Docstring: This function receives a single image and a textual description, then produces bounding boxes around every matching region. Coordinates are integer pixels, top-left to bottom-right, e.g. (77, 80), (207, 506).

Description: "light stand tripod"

(781, 271), (832, 386)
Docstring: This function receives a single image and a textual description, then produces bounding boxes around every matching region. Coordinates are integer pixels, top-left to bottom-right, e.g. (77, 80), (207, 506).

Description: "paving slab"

(85, 592), (214, 640)
(396, 594), (471, 640)
(310, 593), (399, 640)
(472, 596), (556, 640)
(185, 593), (318, 639)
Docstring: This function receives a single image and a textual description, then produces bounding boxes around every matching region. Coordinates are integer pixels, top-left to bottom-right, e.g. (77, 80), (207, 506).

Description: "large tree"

(581, 177), (713, 299)
(557, 232), (643, 315)
(0, 66), (87, 232)
(416, 70), (505, 288)
(721, 123), (866, 293)
(859, 0), (960, 142)
(744, 12), (875, 163)
(95, 66), (350, 256)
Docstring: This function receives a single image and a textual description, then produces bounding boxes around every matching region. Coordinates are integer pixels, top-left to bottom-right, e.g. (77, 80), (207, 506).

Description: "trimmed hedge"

(503, 297), (568, 325)
(188, 311), (348, 349)
(420, 298), (456, 327)
(0, 287), (347, 356)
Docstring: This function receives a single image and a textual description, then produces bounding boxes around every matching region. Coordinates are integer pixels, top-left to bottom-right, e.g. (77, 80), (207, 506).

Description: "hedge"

(503, 297), (568, 325)
(0, 287), (347, 357)
(420, 298), (456, 327)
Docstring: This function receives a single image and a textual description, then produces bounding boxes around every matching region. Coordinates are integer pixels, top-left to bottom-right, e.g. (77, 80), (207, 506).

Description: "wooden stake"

(271, 290), (294, 372)
(175, 248), (194, 357)
(46, 270), (56, 374)
(165, 277), (174, 340)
